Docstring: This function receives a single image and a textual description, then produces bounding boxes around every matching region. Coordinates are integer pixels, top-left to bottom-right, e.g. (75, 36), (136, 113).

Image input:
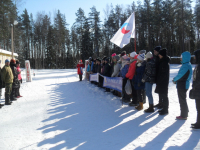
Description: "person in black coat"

(10, 59), (19, 101)
(155, 49), (170, 115)
(191, 50), (200, 129)
(153, 46), (163, 108)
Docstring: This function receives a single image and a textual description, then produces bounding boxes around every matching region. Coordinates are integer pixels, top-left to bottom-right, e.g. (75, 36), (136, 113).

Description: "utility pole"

(182, 0), (184, 53)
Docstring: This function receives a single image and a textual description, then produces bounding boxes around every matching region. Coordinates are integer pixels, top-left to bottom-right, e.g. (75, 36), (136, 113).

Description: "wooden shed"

(0, 49), (18, 68)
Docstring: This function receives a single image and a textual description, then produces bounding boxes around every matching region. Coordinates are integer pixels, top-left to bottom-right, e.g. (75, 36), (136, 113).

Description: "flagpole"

(134, 12), (136, 52)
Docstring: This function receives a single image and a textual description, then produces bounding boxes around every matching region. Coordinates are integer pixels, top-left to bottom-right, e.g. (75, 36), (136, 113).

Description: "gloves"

(142, 79), (145, 83)
(172, 79), (176, 84)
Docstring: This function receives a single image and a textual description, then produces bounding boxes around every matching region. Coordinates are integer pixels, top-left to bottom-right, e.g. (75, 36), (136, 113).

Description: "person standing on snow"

(172, 51), (192, 120)
(155, 49), (170, 115)
(125, 52), (138, 106)
(16, 60), (23, 98)
(191, 50), (200, 129)
(133, 53), (146, 111)
(103, 58), (111, 92)
(142, 52), (156, 113)
(77, 60), (84, 81)
(1, 59), (13, 105)
(10, 59), (19, 101)
(153, 46), (162, 109)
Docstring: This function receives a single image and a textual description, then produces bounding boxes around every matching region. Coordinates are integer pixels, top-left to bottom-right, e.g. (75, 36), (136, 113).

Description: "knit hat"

(139, 50), (146, 54)
(159, 49), (167, 57)
(111, 53), (116, 57)
(120, 51), (126, 57)
(113, 55), (120, 61)
(146, 52), (153, 59)
(10, 59), (16, 64)
(137, 53), (145, 61)
(154, 46), (161, 52)
(5, 59), (10, 63)
(130, 52), (137, 58)
(122, 55), (130, 61)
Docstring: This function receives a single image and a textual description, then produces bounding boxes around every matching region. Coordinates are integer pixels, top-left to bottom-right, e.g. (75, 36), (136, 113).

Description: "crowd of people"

(0, 59), (22, 107)
(77, 47), (200, 129)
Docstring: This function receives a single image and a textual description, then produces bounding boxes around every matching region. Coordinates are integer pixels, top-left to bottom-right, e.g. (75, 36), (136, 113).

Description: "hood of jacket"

(181, 51), (191, 64)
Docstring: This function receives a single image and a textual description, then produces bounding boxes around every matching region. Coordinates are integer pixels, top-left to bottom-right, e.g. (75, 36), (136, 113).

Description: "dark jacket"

(142, 58), (156, 83)
(92, 64), (97, 73)
(133, 61), (146, 90)
(155, 56), (170, 94)
(153, 55), (160, 83)
(10, 62), (19, 88)
(96, 64), (101, 73)
(192, 50), (200, 93)
(120, 64), (129, 79)
(103, 63), (111, 77)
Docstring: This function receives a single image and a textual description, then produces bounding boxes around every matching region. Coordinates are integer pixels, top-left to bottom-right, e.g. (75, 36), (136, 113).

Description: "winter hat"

(120, 51), (126, 57)
(139, 50), (146, 54)
(5, 59), (10, 63)
(111, 53), (116, 57)
(154, 46), (161, 52)
(16, 60), (20, 64)
(146, 52), (153, 59)
(130, 52), (137, 58)
(122, 55), (130, 61)
(105, 57), (110, 62)
(137, 53), (145, 61)
(113, 55), (120, 61)
(10, 59), (16, 64)
(159, 49), (167, 57)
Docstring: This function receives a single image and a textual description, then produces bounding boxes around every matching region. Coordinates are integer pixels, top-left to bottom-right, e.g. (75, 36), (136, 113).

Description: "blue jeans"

(145, 82), (154, 104)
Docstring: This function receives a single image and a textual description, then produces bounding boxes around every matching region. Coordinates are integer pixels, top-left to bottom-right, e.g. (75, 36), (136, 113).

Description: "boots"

(145, 104), (154, 113)
(5, 94), (12, 105)
(135, 102), (143, 111)
(10, 89), (17, 101)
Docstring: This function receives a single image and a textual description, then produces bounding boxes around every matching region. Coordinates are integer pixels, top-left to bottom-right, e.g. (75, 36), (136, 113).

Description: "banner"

(103, 77), (122, 92)
(90, 73), (99, 82)
(25, 60), (32, 82)
(110, 12), (135, 48)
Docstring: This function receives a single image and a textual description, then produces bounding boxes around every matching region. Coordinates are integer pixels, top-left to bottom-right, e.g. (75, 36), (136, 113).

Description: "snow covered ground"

(0, 65), (200, 150)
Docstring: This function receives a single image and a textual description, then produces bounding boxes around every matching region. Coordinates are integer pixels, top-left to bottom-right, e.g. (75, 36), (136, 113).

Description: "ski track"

(0, 65), (200, 150)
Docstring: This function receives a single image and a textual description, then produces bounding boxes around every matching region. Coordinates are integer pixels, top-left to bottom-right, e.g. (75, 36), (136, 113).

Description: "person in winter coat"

(111, 55), (121, 77)
(16, 60), (22, 98)
(173, 51), (192, 120)
(92, 59), (97, 73)
(10, 59), (19, 101)
(0, 66), (4, 108)
(142, 52), (156, 112)
(126, 52), (138, 106)
(153, 46), (162, 108)
(120, 55), (130, 102)
(1, 59), (13, 105)
(191, 50), (200, 129)
(96, 58), (101, 73)
(77, 60), (84, 81)
(103, 58), (111, 92)
(155, 49), (170, 115)
(133, 53), (146, 111)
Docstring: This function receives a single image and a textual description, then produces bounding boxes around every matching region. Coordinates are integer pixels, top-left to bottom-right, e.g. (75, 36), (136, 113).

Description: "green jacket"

(1, 65), (14, 84)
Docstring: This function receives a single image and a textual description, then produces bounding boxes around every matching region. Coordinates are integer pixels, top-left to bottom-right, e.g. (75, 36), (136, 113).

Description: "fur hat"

(137, 53), (145, 61)
(10, 59), (16, 64)
(159, 49), (167, 57)
(130, 52), (137, 58)
(146, 52), (153, 59)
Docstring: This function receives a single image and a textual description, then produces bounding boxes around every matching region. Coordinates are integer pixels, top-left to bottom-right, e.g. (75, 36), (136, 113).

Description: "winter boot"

(135, 102), (143, 111)
(10, 92), (17, 101)
(5, 94), (12, 105)
(159, 109), (168, 115)
(144, 104), (154, 113)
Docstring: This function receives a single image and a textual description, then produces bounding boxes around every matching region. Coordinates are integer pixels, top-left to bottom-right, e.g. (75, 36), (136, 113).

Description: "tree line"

(0, 0), (200, 69)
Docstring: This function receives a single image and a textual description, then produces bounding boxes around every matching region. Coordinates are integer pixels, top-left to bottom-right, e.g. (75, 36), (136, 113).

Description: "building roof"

(0, 49), (18, 57)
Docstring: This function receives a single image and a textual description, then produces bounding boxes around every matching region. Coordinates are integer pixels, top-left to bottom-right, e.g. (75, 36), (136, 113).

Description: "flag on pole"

(110, 12), (135, 48)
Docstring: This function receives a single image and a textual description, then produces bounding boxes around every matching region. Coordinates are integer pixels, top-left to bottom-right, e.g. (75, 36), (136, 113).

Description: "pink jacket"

(17, 66), (22, 80)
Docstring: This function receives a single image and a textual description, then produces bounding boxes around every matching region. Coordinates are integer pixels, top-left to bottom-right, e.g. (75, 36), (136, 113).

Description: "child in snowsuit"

(77, 60), (84, 81)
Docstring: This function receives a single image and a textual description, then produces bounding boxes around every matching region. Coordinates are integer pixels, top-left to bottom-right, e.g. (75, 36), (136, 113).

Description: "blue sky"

(18, 0), (135, 28)
(18, 0), (196, 28)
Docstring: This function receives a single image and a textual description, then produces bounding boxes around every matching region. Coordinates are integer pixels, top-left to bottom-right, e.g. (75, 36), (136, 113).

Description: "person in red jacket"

(126, 52), (138, 106)
(77, 60), (84, 81)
